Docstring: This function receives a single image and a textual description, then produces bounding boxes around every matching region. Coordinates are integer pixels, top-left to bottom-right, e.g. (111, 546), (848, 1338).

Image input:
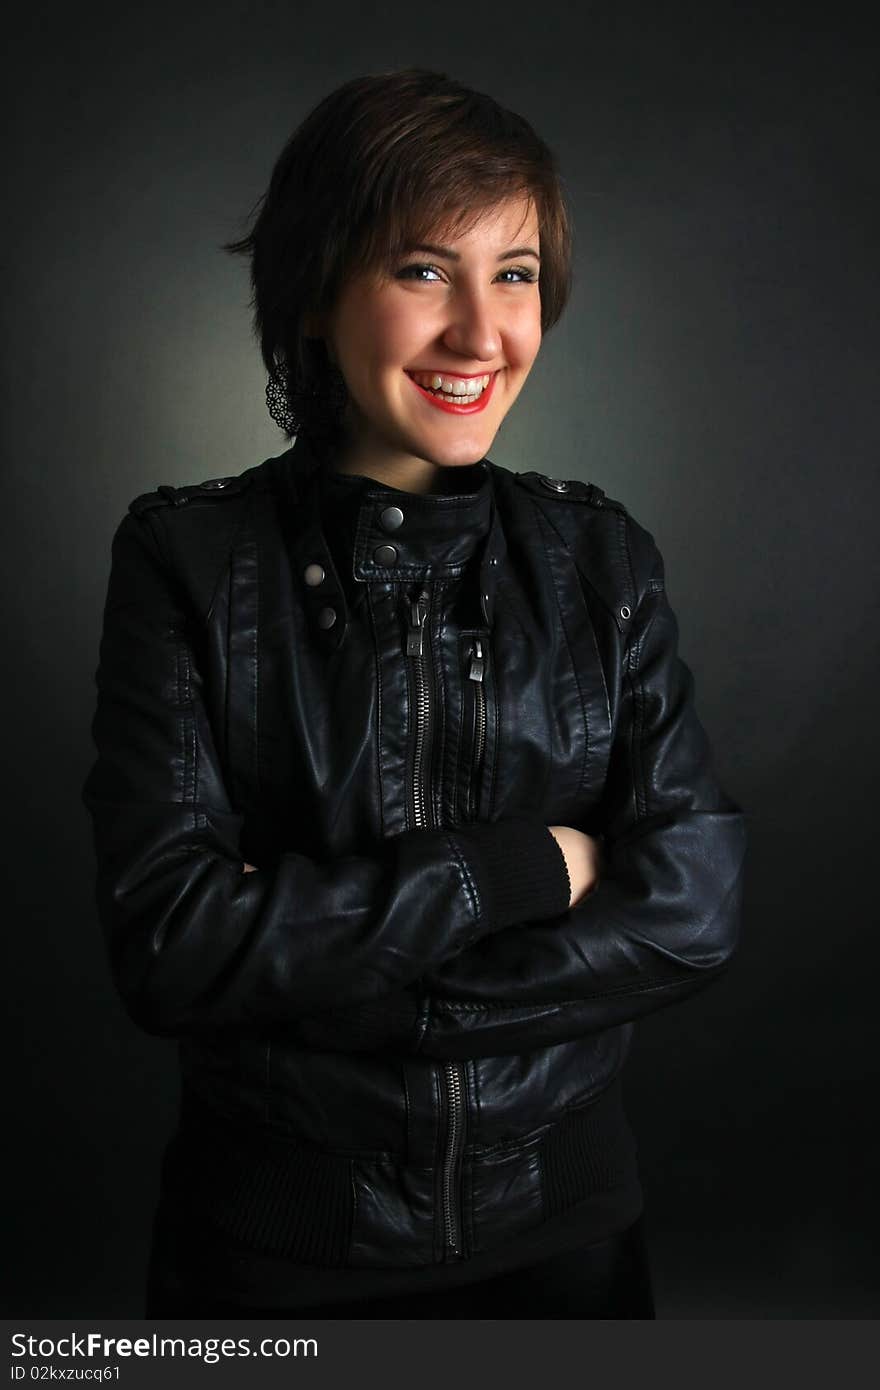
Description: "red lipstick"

(406, 371), (497, 415)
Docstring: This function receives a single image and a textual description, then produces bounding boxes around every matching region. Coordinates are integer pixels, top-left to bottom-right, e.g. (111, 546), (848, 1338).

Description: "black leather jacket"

(82, 431), (747, 1272)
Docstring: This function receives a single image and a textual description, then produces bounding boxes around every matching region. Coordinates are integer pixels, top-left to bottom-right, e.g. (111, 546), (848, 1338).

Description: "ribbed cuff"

(448, 817), (571, 932)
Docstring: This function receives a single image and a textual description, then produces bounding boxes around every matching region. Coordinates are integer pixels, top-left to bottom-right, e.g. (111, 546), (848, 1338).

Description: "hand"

(547, 826), (602, 908)
(242, 862), (258, 873)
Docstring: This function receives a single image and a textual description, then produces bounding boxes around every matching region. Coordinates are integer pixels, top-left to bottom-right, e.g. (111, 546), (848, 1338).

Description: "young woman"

(82, 68), (747, 1319)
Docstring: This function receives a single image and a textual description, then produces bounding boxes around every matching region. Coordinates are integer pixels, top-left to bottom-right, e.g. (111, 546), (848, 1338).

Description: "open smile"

(405, 370), (498, 415)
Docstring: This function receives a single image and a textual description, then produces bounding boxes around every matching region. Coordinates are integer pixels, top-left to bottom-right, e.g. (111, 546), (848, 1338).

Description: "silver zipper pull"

(405, 589), (430, 657)
(468, 638), (485, 681)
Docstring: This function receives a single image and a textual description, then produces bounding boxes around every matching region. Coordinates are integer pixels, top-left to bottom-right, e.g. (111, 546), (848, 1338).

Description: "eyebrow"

(402, 241), (541, 263)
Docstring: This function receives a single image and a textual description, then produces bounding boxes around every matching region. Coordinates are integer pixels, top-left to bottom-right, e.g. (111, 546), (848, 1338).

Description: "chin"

(419, 431), (497, 470)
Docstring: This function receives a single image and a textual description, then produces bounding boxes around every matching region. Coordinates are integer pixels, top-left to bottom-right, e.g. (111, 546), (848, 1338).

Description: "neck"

(331, 449), (441, 494)
(331, 413), (488, 494)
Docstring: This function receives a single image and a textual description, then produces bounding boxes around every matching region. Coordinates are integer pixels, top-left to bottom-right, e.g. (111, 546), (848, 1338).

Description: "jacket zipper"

(440, 1061), (464, 1256)
(404, 587), (433, 829)
(403, 583), (466, 1258)
(464, 637), (487, 821)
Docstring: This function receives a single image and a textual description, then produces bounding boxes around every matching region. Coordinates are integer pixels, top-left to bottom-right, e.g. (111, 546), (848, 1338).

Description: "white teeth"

(411, 371), (492, 397)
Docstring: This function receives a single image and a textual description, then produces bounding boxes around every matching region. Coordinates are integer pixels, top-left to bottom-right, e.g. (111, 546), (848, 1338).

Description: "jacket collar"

(277, 431), (506, 651)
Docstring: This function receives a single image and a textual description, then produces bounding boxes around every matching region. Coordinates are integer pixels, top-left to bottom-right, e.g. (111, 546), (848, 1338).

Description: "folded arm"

(405, 536), (750, 1056)
(81, 507), (571, 1040)
(377, 539), (748, 1059)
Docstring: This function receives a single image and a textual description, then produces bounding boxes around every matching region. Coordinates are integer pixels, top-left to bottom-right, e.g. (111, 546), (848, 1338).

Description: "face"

(319, 194), (543, 491)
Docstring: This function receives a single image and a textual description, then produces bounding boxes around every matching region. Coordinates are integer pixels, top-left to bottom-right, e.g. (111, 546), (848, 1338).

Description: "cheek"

(333, 289), (397, 361)
(374, 306), (421, 369)
(512, 337), (542, 378)
(347, 313), (413, 388)
(509, 306), (543, 369)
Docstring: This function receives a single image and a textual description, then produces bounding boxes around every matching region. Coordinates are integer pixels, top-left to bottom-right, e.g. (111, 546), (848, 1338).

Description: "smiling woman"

(223, 68), (572, 492)
(311, 193), (544, 485)
(83, 67), (746, 1321)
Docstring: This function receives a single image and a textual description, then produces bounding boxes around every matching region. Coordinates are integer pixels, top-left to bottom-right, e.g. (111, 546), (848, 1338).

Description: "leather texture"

(82, 431), (747, 1270)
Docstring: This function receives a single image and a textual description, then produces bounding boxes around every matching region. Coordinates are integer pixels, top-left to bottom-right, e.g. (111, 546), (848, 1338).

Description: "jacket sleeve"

(404, 529), (748, 1059)
(81, 506), (572, 1040)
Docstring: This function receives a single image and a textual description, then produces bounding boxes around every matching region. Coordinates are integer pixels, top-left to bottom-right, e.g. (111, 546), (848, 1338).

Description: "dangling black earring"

(265, 363), (300, 436)
(265, 352), (348, 440)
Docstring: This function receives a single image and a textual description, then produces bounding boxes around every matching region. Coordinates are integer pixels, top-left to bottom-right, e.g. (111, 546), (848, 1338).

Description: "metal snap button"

(304, 563), (325, 587)
(317, 606), (337, 629)
(374, 544), (398, 566)
(620, 605), (632, 620)
(380, 506), (404, 531)
(538, 475), (569, 492)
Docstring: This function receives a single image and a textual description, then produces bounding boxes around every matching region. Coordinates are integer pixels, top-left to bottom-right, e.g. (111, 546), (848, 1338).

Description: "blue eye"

(396, 262), (538, 284)
(396, 263), (444, 282)
(498, 266), (538, 283)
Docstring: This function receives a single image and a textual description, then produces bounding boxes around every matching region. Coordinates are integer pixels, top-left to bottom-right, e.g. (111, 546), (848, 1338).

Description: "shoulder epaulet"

(128, 472), (255, 518)
(514, 471), (628, 515)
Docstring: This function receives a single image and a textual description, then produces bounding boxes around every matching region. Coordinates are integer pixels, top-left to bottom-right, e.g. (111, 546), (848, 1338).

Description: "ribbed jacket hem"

(161, 1102), (354, 1266)
(150, 1077), (640, 1304)
(539, 1073), (640, 1218)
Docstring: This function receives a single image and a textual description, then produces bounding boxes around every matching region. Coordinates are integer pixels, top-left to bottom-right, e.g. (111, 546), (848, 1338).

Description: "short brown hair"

(225, 67), (573, 443)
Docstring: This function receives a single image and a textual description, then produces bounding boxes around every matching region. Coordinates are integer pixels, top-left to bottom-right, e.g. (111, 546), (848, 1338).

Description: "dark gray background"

(3, 0), (878, 1317)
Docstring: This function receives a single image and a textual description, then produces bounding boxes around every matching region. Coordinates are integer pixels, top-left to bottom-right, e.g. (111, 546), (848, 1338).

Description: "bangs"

(355, 186), (540, 277)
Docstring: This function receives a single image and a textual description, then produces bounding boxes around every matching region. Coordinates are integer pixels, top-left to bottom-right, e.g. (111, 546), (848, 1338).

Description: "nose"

(440, 283), (503, 362)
